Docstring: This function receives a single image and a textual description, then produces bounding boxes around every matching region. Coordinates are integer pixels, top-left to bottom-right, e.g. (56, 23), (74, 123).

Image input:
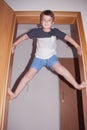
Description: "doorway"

(7, 24), (77, 130)
(7, 23), (85, 130)
(0, 1), (87, 129)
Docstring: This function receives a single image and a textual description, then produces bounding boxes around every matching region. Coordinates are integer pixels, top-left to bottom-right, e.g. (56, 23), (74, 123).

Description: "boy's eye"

(43, 19), (51, 22)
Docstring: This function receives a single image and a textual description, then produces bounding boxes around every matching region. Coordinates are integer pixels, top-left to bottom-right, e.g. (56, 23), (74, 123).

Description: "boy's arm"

(64, 34), (82, 56)
(12, 34), (28, 53)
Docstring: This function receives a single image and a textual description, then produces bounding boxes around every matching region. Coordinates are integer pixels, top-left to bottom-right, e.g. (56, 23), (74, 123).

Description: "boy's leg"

(53, 62), (86, 90)
(8, 68), (37, 99)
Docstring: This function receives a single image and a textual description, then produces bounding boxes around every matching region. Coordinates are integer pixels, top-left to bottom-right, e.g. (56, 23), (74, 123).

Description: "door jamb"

(3, 11), (87, 130)
(15, 11), (87, 130)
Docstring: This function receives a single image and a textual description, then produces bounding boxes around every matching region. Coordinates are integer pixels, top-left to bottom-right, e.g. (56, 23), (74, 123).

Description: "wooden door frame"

(14, 11), (87, 130)
(1, 10), (87, 130)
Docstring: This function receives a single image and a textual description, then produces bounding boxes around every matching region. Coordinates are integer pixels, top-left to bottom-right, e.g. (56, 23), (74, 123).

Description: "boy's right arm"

(12, 34), (28, 53)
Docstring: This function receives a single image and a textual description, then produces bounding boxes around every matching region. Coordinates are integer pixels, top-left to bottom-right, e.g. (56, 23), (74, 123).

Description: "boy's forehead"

(42, 15), (53, 19)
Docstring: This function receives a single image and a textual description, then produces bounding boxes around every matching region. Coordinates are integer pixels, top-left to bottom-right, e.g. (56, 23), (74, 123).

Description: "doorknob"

(61, 91), (64, 103)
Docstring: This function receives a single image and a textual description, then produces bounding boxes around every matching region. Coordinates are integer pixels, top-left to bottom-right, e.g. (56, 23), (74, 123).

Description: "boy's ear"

(52, 22), (55, 26)
(52, 22), (54, 25)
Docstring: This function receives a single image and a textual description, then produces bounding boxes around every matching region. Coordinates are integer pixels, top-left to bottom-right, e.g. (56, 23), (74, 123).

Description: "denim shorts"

(30, 55), (59, 71)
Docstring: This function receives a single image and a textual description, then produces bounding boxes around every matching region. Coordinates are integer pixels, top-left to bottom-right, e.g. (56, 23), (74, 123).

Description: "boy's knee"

(58, 66), (64, 75)
(25, 70), (35, 82)
(24, 74), (32, 82)
(54, 63), (64, 74)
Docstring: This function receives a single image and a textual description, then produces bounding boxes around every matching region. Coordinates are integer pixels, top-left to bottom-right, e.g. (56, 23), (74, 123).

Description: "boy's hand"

(12, 44), (16, 54)
(76, 46), (82, 56)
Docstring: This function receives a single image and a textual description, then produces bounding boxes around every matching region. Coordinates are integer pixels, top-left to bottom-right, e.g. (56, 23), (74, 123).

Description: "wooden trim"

(76, 13), (87, 79)
(3, 20), (16, 130)
(0, 16), (16, 130)
(15, 11), (79, 24)
(75, 15), (87, 129)
(0, 8), (87, 129)
(0, 1), (16, 130)
(77, 13), (87, 127)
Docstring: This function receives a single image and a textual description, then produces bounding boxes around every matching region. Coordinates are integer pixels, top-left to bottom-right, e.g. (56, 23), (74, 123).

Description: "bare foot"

(77, 81), (87, 90)
(8, 88), (16, 100)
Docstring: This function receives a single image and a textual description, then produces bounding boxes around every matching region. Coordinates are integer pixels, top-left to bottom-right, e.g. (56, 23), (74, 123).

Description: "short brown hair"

(40, 10), (55, 22)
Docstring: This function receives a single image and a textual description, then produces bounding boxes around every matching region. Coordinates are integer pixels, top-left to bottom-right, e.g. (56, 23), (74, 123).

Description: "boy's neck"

(43, 28), (51, 32)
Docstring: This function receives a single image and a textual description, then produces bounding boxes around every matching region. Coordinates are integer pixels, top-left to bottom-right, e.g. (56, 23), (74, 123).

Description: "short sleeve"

(26, 28), (38, 39)
(54, 28), (66, 39)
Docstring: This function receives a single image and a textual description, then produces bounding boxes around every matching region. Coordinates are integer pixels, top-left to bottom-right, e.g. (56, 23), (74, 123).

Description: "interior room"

(0, 1), (87, 130)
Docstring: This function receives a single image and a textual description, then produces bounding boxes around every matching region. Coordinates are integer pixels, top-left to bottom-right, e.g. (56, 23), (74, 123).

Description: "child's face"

(41, 15), (54, 30)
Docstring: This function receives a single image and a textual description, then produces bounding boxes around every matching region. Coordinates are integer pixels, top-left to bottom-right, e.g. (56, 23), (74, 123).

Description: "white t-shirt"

(27, 28), (66, 59)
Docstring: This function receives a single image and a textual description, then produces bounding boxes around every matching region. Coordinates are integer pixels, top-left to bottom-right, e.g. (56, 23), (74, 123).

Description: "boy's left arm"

(64, 34), (82, 56)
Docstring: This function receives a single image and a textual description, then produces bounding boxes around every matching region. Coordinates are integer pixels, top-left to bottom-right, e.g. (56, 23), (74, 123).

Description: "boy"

(8, 10), (86, 100)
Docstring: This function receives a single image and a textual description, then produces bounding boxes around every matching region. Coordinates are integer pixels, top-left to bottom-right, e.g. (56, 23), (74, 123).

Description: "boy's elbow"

(24, 34), (29, 39)
(64, 34), (70, 41)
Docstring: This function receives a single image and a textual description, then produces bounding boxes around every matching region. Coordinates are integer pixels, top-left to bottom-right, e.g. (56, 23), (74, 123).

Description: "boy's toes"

(80, 81), (87, 90)
(8, 88), (15, 99)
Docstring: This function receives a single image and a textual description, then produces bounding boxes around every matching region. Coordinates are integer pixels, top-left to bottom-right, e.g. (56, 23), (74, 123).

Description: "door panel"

(59, 58), (79, 130)
(0, 1), (15, 130)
